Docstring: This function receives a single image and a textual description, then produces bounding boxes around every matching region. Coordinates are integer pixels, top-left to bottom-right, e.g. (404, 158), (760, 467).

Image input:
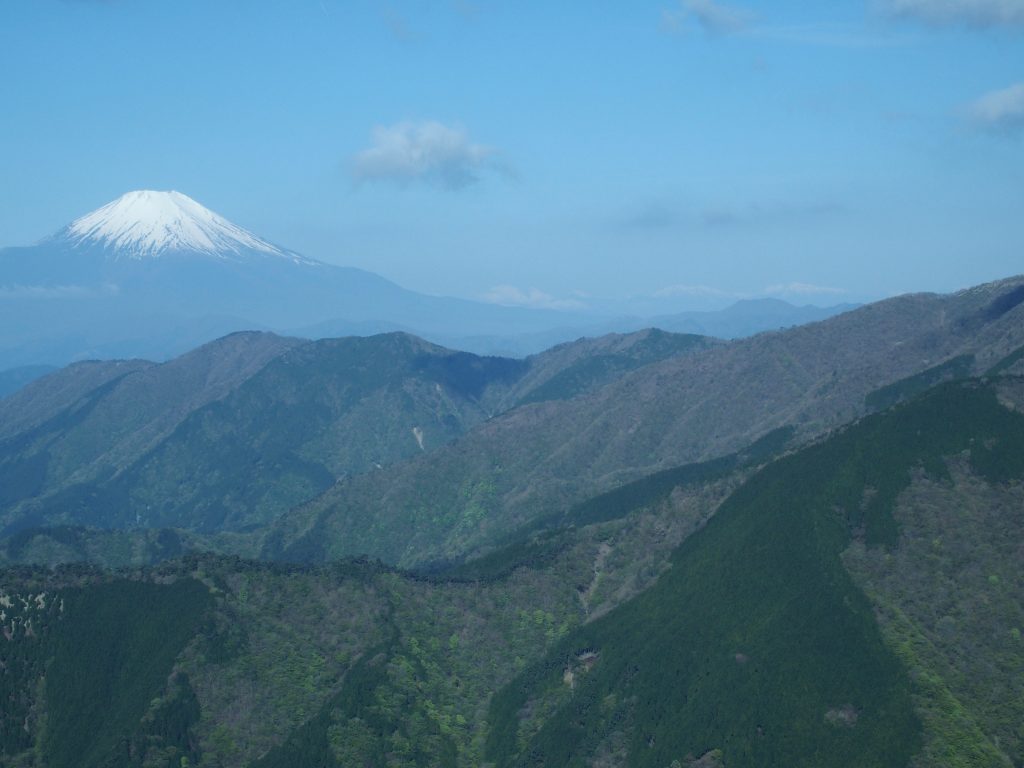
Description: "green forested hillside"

(45, 579), (212, 768)
(0, 525), (193, 569)
(263, 278), (1024, 569)
(5, 278), (1024, 573)
(0, 328), (714, 548)
(485, 379), (1024, 767)
(508, 329), (716, 407)
(0, 333), (526, 535)
(0, 573), (212, 768)
(2, 377), (1022, 767)
(0, 332), (301, 534)
(0, 365), (56, 399)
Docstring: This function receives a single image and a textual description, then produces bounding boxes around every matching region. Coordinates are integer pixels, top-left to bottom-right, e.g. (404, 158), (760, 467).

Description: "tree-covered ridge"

(485, 379), (1024, 767)
(864, 354), (975, 411)
(0, 328), (716, 552)
(5, 277), (1024, 574)
(0, 366), (56, 400)
(512, 330), (714, 407)
(0, 443), (741, 768)
(2, 377), (1023, 767)
(0, 332), (528, 538)
(0, 573), (213, 768)
(0, 525), (191, 570)
(265, 278), (1024, 570)
(45, 580), (213, 768)
(0, 581), (62, 760)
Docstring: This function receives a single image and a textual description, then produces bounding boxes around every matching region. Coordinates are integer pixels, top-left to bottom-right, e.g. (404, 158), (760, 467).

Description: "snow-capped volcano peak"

(64, 190), (309, 262)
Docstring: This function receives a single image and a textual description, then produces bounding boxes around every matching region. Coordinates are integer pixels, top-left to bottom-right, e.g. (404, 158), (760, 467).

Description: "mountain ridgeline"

(0, 327), (713, 554)
(3, 277), (1024, 569)
(2, 272), (1024, 767)
(259, 276), (1024, 568)
(2, 374), (1022, 767)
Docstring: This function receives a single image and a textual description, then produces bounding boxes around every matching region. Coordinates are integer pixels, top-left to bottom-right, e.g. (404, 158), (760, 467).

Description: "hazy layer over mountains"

(5, 190), (1024, 768)
(0, 190), (853, 369)
(3, 273), (1022, 570)
(2, 304), (1023, 768)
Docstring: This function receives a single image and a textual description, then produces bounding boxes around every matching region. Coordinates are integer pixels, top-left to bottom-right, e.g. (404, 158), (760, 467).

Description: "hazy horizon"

(3, 0), (1022, 313)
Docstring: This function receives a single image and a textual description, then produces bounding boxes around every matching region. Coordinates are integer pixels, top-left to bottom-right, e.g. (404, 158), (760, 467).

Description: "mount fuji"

(0, 191), (598, 367)
(61, 189), (317, 263)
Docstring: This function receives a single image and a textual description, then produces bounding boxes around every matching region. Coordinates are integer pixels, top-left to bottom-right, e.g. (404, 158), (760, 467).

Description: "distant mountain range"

(2, 269), (1023, 768)
(3, 355), (1023, 768)
(0, 328), (715, 542)
(2, 273), (1022, 569)
(262, 275), (1024, 566)
(0, 190), (853, 370)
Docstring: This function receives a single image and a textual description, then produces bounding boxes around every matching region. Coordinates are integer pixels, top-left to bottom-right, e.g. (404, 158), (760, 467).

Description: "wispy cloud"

(0, 283), (119, 299)
(663, 5), (908, 47)
(879, 0), (1024, 28)
(653, 282), (846, 301)
(662, 0), (756, 36)
(966, 83), (1024, 134)
(352, 121), (502, 190)
(480, 285), (587, 311)
(765, 282), (847, 297)
(382, 6), (414, 41)
(624, 200), (844, 231)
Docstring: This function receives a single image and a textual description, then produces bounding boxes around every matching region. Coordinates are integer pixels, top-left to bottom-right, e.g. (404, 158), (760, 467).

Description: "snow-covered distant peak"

(64, 190), (314, 263)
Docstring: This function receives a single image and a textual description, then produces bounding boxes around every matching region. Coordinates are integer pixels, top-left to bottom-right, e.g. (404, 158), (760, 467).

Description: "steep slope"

(0, 331), (299, 466)
(485, 377), (1024, 768)
(265, 276), (1024, 567)
(0, 327), (716, 547)
(0, 364), (56, 399)
(3, 377), (1020, 768)
(501, 328), (719, 408)
(0, 358), (155, 441)
(0, 332), (301, 533)
(0, 333), (533, 535)
(0, 573), (213, 768)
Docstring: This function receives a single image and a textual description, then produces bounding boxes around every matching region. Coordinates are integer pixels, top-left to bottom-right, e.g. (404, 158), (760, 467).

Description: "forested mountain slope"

(264, 276), (1024, 567)
(0, 333), (519, 535)
(2, 375), (1021, 767)
(0, 328), (713, 548)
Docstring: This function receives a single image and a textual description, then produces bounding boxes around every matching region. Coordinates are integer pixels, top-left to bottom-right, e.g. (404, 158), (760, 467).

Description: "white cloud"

(480, 285), (587, 311)
(662, 0), (756, 35)
(352, 121), (499, 189)
(967, 83), (1024, 134)
(880, 0), (1024, 27)
(765, 282), (846, 296)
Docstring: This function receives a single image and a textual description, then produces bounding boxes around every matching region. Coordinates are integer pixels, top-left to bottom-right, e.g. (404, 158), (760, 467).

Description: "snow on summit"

(65, 190), (310, 262)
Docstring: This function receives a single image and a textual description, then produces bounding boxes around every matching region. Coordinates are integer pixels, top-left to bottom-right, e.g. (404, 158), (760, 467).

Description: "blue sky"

(2, 0), (1022, 311)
